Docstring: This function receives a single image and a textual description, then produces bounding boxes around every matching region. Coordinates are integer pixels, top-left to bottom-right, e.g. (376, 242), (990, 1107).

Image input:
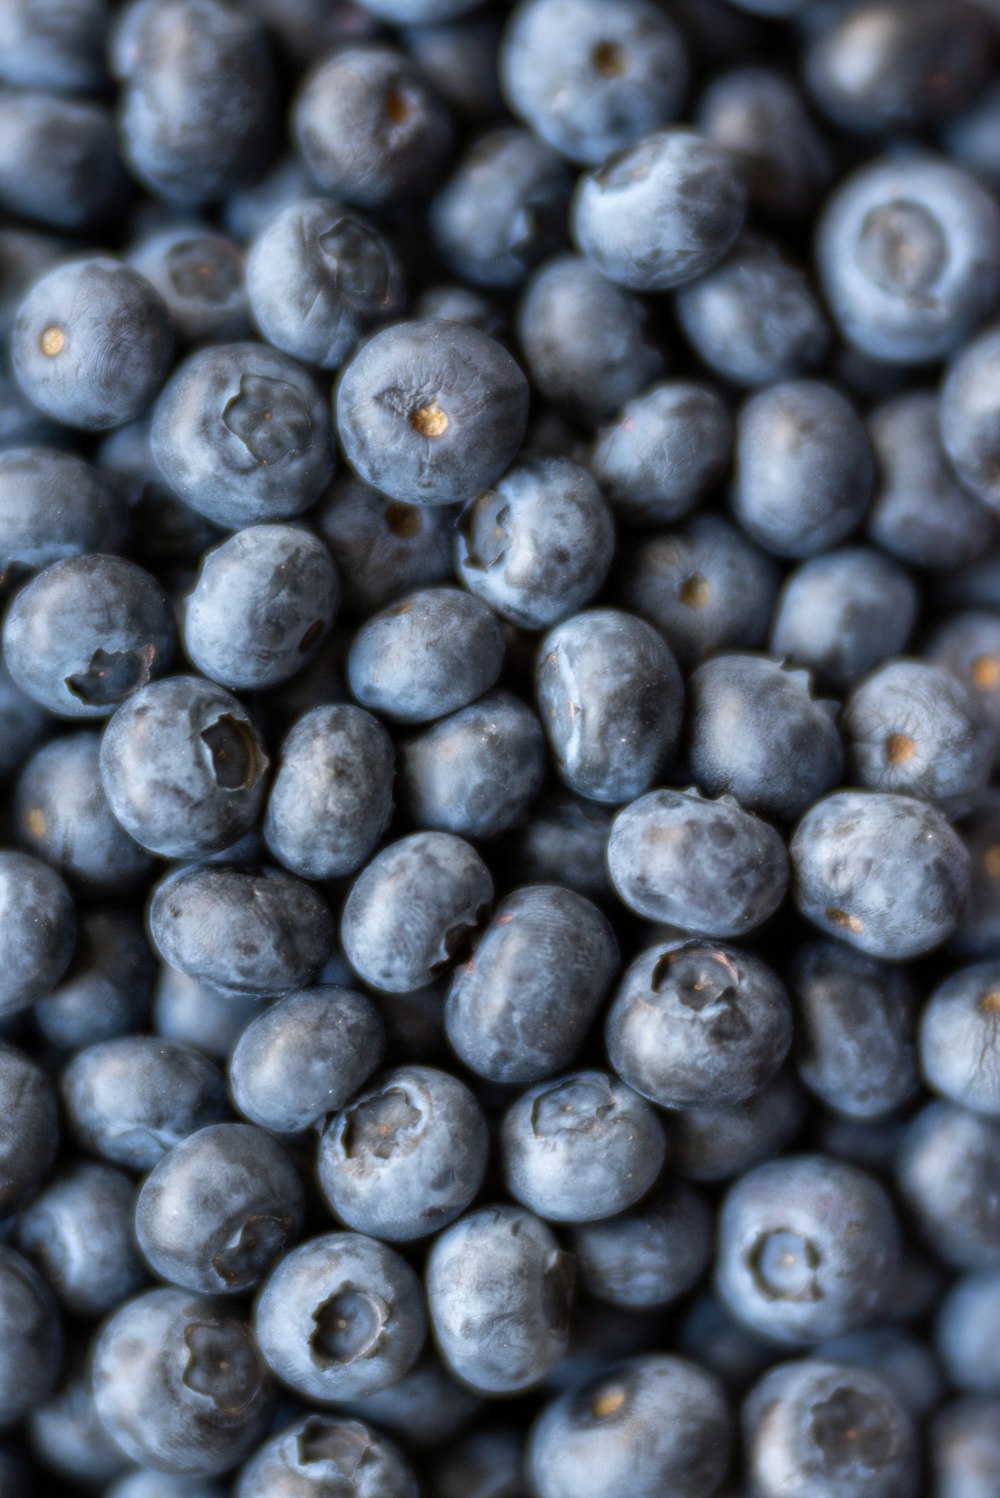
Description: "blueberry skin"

(264, 705), (394, 881)
(536, 609), (684, 805)
(100, 676), (269, 859)
(0, 90), (129, 231)
(609, 788), (788, 938)
(112, 0), (277, 206)
(348, 587), (504, 724)
(128, 225), (251, 347)
(432, 1428), (526, 1498)
(953, 790), (1000, 956)
(153, 968), (262, 1064)
(109, 1475), (225, 1498)
(570, 1179), (712, 1309)
(688, 656), (842, 822)
(920, 962), (1000, 1116)
(769, 547), (918, 692)
(183, 525), (340, 691)
(293, 46), (453, 210)
(360, 0), (483, 17)
(432, 127), (571, 289)
(426, 1204), (573, 1394)
(314, 475), (456, 618)
(937, 1271), (1000, 1394)
(590, 382), (732, 528)
(318, 1064), (488, 1241)
(931, 1396), (1000, 1498)
(34, 906), (154, 1052)
(403, 11), (504, 122)
(716, 1155), (901, 1345)
(12, 258), (173, 432)
(500, 0), (688, 165)
(151, 342), (335, 528)
(573, 129), (745, 292)
(501, 1070), (666, 1223)
(341, 832), (493, 993)
(617, 513), (780, 670)
(235, 1415), (419, 1498)
(228, 986), (385, 1134)
(843, 660), (993, 819)
(501, 792), (613, 903)
(254, 1233), (426, 1402)
(341, 1351), (481, 1452)
(788, 942), (918, 1121)
(3, 553), (175, 720)
(816, 157), (1000, 366)
(744, 1358), (919, 1498)
(606, 940), (792, 1110)
(0, 660), (45, 780)
(446, 883), (619, 1083)
(149, 864), (336, 998)
(93, 1288), (274, 1476)
(455, 456), (614, 630)
(0, 1248), (62, 1429)
(517, 255), (662, 427)
(527, 1354), (732, 1498)
(0, 448), (127, 576)
(15, 733), (153, 894)
(791, 791), (970, 960)
(816, 1328), (944, 1420)
(897, 1101), (1000, 1270)
(0, 1040), (59, 1214)
(675, 233), (830, 389)
(336, 320), (528, 507)
(929, 612), (1000, 758)
(135, 1123), (304, 1296)
(867, 392), (998, 571)
(30, 1367), (128, 1486)
(246, 198), (405, 371)
(16, 1162), (145, 1318)
(0, 850), (75, 1017)
(940, 325), (1000, 515)
(0, 0), (110, 93)
(666, 1070), (806, 1184)
(948, 78), (1000, 191)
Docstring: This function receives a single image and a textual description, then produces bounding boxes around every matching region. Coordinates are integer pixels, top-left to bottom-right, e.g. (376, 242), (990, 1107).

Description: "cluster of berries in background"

(5, 0), (1000, 1494)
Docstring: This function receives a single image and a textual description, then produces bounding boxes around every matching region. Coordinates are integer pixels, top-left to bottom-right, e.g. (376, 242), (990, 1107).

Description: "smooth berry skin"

(0, 0), (110, 95)
(666, 1070), (807, 1185)
(127, 224), (251, 347)
(941, 324), (1000, 516)
(235, 1415), (419, 1498)
(937, 1271), (1000, 1396)
(953, 790), (1000, 957)
(93, 1288), (274, 1476)
(0, 659), (45, 780)
(3, 553), (175, 720)
(446, 883), (619, 1084)
(0, 1248), (62, 1429)
(526, 1354), (732, 1498)
(0, 447), (127, 577)
(315, 475), (456, 618)
(931, 1395), (1000, 1498)
(500, 792), (613, 904)
(254, 1233), (426, 1403)
(0, 89), (128, 232)
(341, 832), (493, 994)
(35, 906), (153, 1052)
(815, 1328), (945, 1420)
(336, 320), (528, 507)
(897, 1101), (1000, 1271)
(29, 1368), (128, 1487)
(920, 962), (1000, 1117)
(791, 790), (970, 960)
(153, 969), (262, 1064)
(108, 1476), (226, 1498)
(339, 1352), (481, 1454)
(455, 456), (614, 630)
(318, 1064), (489, 1241)
(0, 1040), (59, 1215)
(716, 1155), (901, 1345)
(16, 1161), (145, 1318)
(570, 1179), (713, 1310)
(501, 1070), (665, 1224)
(151, 342), (335, 528)
(609, 788), (788, 938)
(536, 609), (684, 805)
(12, 258), (173, 432)
(929, 612), (1000, 756)
(100, 676), (269, 860)
(426, 1205), (573, 1394)
(0, 850), (75, 1017)
(606, 940), (792, 1111)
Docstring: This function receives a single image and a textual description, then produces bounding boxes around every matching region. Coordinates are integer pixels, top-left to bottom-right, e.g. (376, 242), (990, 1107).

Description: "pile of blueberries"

(6, 0), (1000, 1493)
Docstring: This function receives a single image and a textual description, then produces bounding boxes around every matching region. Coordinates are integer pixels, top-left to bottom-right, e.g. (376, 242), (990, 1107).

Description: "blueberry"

(246, 198), (405, 370)
(432, 1429), (527, 1498)
(128, 224), (251, 346)
(617, 513), (780, 670)
(790, 791), (970, 959)
(931, 1396), (1000, 1498)
(570, 1178), (713, 1309)
(0, 850), (75, 1018)
(815, 1328), (945, 1420)
(229, 985), (385, 1134)
(30, 1365), (128, 1486)
(359, 0), (486, 17)
(16, 1161), (145, 1318)
(590, 381), (732, 528)
(536, 609), (684, 804)
(92, 1288), (274, 1475)
(897, 1101), (1000, 1270)
(499, 792), (613, 903)
(947, 78), (1000, 192)
(665, 1070), (807, 1183)
(769, 547), (919, 691)
(716, 1155), (901, 1344)
(455, 455), (615, 630)
(608, 788), (788, 937)
(940, 325), (1000, 515)
(929, 612), (1000, 758)
(0, 1040), (59, 1213)
(109, 1475), (225, 1498)
(335, 320), (528, 506)
(154, 968), (263, 1064)
(348, 587), (505, 723)
(688, 656), (843, 822)
(500, 0), (689, 165)
(341, 1353), (481, 1453)
(254, 1232), (426, 1401)
(318, 1064), (489, 1240)
(0, 0), (110, 93)
(936, 1271), (1000, 1395)
(919, 962), (1000, 1116)
(0, 1248), (62, 1429)
(151, 342), (335, 528)
(816, 157), (1000, 365)
(315, 476), (456, 618)
(0, 660), (45, 781)
(788, 942), (918, 1120)
(0, 89), (128, 231)
(426, 1204), (573, 1393)
(341, 831), (493, 993)
(149, 863), (336, 998)
(606, 940), (793, 1110)
(293, 46), (453, 210)
(526, 1354), (732, 1498)
(34, 907), (154, 1052)
(235, 1415), (418, 1498)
